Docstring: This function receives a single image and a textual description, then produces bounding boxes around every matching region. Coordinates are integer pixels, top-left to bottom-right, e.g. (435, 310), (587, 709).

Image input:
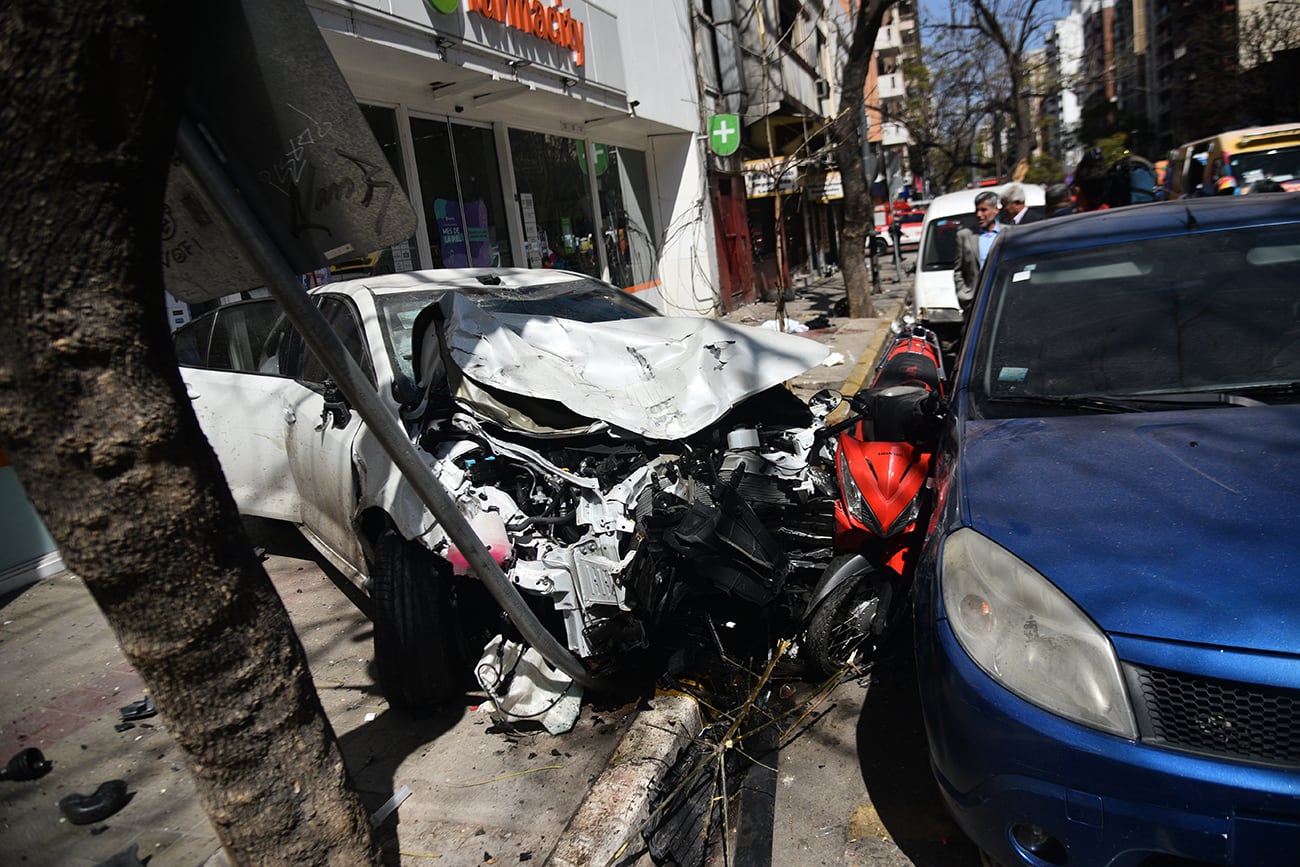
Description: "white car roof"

(923, 184), (1046, 220)
(320, 268), (601, 298)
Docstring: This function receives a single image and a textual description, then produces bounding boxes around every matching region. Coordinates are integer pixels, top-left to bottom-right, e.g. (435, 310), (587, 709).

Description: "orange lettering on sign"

(467, 0), (505, 22)
(467, 0), (585, 66)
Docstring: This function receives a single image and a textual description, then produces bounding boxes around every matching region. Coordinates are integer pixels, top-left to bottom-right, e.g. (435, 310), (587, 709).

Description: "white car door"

(177, 300), (303, 522)
(278, 294), (372, 576)
(177, 296), (371, 578)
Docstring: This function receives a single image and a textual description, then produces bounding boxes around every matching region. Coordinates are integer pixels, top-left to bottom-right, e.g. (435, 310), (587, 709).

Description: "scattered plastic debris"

(93, 842), (145, 867)
(368, 784), (412, 829)
(58, 779), (132, 825)
(118, 695), (156, 721)
(476, 636), (582, 734)
(822, 352), (845, 367)
(759, 317), (809, 333)
(0, 747), (53, 782)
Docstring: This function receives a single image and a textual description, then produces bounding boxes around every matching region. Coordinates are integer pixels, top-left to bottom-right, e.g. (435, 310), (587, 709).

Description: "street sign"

(164, 0), (418, 303)
(709, 114), (741, 156)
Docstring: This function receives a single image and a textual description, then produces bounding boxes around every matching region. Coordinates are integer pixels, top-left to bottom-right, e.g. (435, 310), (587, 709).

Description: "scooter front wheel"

(805, 562), (893, 676)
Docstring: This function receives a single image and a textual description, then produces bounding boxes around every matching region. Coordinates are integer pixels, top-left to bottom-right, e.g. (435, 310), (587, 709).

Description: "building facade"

(1043, 0), (1297, 160)
(306, 0), (718, 314)
(696, 1), (845, 305)
(864, 0), (921, 198)
(297, 0), (864, 315)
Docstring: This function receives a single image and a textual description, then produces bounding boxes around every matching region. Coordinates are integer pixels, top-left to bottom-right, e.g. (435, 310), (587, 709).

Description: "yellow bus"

(1173, 123), (1300, 195)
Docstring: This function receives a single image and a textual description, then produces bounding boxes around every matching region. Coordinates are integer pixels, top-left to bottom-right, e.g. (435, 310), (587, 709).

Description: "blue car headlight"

(940, 528), (1138, 739)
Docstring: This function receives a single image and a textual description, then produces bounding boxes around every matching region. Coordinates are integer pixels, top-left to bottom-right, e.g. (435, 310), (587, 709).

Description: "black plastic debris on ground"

(94, 843), (146, 867)
(119, 695), (156, 721)
(59, 779), (133, 825)
(0, 747), (53, 782)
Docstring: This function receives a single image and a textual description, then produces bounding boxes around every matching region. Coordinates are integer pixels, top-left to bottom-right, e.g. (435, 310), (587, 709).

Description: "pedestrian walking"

(954, 190), (1000, 313)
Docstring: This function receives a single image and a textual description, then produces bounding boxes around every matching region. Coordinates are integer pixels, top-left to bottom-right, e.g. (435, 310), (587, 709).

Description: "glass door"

(409, 116), (514, 268)
(597, 146), (658, 290)
(508, 129), (600, 278)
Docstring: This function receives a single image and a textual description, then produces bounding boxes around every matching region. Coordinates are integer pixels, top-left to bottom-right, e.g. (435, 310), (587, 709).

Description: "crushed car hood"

(421, 293), (830, 439)
(957, 406), (1300, 654)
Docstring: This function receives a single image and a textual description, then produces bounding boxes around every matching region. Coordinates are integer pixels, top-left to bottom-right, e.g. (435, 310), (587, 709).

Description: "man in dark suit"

(955, 190), (1001, 313)
(1000, 183), (1042, 225)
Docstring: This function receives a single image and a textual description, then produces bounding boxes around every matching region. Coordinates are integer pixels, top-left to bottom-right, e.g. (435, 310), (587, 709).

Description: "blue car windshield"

(968, 223), (1300, 417)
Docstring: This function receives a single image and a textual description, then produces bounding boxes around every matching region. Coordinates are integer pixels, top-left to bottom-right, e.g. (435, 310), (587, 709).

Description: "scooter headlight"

(838, 448), (882, 535)
(940, 528), (1137, 738)
(883, 488), (925, 537)
(838, 449), (925, 538)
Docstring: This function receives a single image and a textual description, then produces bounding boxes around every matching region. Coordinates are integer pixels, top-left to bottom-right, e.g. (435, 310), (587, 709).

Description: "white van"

(912, 184), (1046, 341)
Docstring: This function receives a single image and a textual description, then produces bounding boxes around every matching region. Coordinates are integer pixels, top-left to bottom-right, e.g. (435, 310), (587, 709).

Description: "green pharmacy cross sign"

(709, 114), (741, 156)
(576, 141), (609, 176)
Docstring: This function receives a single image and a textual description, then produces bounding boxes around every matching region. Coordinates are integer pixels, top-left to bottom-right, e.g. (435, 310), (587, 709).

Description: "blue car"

(914, 194), (1300, 867)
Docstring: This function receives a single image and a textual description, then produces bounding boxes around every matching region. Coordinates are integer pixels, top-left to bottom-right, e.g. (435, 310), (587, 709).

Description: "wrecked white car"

(175, 269), (836, 725)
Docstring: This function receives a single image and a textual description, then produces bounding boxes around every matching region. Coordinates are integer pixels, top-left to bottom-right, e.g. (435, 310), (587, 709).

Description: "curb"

(548, 693), (702, 867)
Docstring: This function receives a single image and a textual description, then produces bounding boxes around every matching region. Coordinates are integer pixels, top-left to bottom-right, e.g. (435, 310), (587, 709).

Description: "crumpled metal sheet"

(427, 293), (830, 440)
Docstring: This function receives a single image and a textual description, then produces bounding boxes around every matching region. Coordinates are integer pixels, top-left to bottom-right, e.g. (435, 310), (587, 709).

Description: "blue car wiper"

(1111, 390), (1268, 407)
(987, 393), (1145, 413)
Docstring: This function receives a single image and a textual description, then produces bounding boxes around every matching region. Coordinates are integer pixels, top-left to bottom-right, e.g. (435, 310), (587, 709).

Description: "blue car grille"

(1126, 665), (1300, 767)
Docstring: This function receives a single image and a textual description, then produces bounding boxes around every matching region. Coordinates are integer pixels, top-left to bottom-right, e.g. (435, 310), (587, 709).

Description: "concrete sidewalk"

(719, 265), (912, 403)
(0, 559), (640, 867)
(0, 268), (910, 866)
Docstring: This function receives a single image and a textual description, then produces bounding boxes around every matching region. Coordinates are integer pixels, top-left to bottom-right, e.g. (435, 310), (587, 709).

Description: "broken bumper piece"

(476, 635), (583, 735)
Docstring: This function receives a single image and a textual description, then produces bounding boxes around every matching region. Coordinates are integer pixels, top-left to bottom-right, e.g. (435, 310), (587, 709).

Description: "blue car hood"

(958, 406), (1300, 654)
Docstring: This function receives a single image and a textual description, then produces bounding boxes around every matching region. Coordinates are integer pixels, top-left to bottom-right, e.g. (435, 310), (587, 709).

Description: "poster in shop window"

(435, 199), (491, 268)
(520, 193), (543, 268)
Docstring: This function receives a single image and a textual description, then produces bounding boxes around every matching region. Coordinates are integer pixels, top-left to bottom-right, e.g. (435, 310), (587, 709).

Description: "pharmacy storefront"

(307, 0), (713, 313)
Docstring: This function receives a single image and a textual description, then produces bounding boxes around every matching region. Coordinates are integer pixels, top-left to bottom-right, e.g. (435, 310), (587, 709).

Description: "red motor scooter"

(803, 322), (946, 675)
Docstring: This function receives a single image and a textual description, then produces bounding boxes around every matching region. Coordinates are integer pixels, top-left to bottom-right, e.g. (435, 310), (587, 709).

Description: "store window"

(597, 147), (658, 290)
(509, 129), (600, 277)
(411, 117), (513, 269)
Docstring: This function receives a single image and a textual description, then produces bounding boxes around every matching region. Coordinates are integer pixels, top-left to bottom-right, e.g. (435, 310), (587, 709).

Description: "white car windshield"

(969, 224), (1300, 416)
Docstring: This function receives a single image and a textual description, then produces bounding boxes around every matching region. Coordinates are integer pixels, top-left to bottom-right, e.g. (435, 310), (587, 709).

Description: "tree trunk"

(0, 4), (378, 863)
(835, 0), (896, 319)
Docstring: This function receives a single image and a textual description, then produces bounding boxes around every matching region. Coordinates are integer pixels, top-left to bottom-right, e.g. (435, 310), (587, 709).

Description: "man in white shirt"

(1000, 183), (1042, 225)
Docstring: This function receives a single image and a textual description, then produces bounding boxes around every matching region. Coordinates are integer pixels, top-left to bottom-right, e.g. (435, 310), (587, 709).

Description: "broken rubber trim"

(59, 780), (133, 825)
(0, 747), (53, 782)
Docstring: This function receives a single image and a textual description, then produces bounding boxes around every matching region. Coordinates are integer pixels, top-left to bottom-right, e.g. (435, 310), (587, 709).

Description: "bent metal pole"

(174, 118), (603, 693)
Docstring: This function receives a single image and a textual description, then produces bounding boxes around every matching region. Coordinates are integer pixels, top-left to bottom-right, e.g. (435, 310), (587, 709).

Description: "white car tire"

(370, 528), (461, 709)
